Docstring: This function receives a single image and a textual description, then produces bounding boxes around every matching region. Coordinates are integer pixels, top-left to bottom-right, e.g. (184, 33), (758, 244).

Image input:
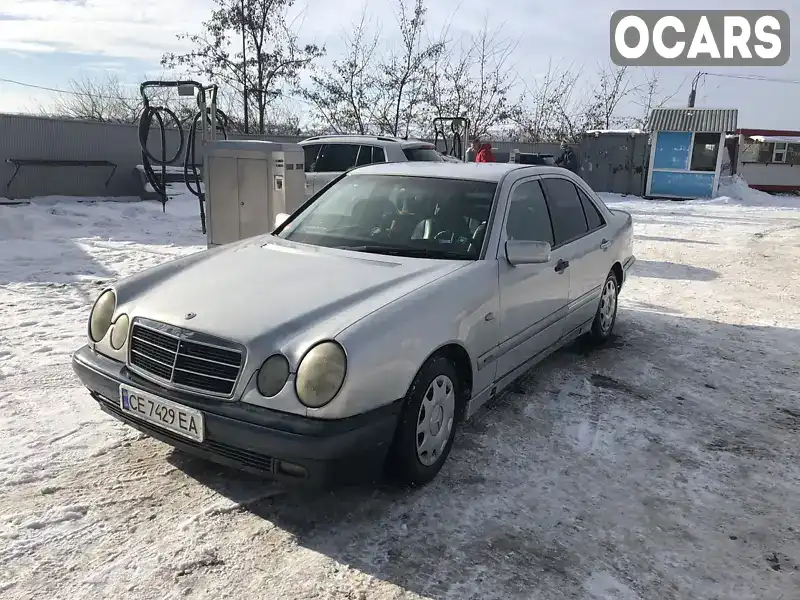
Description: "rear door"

(496, 177), (570, 380)
(539, 176), (601, 338)
(574, 184), (611, 309)
(354, 145), (387, 167)
(312, 143), (360, 194)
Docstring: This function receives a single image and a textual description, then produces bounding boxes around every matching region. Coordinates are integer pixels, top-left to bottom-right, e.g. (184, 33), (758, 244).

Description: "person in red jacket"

(471, 138), (495, 163)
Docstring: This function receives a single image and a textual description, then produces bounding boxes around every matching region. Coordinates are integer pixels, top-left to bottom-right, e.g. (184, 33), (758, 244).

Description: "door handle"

(554, 259), (569, 273)
(600, 239), (611, 251)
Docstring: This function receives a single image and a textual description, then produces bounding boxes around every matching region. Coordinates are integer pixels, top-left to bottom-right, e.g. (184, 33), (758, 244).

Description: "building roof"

(349, 161), (553, 182)
(647, 108), (738, 133)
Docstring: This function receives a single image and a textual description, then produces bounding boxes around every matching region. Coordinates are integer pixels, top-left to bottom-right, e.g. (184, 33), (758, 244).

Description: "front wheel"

(386, 356), (461, 487)
(588, 270), (619, 342)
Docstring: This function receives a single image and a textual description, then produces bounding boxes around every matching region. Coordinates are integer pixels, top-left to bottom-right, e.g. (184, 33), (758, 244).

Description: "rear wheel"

(387, 355), (461, 487)
(588, 270), (619, 342)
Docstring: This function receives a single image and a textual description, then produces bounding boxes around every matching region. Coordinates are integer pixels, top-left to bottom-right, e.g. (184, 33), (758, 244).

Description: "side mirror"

(505, 240), (551, 266)
(274, 213), (290, 228)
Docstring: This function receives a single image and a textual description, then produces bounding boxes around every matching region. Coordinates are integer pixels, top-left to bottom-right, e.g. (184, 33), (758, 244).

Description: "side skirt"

(465, 318), (594, 420)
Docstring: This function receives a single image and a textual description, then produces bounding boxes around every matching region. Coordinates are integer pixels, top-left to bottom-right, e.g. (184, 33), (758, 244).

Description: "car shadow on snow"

(632, 259), (720, 282)
(0, 235), (115, 291)
(168, 308), (800, 600)
(634, 235), (717, 246)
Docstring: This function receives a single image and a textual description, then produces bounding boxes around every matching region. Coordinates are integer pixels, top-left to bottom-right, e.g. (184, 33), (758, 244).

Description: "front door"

(496, 177), (569, 380)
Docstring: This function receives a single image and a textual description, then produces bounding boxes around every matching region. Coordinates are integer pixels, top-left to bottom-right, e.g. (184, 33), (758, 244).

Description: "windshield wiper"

(341, 245), (469, 260)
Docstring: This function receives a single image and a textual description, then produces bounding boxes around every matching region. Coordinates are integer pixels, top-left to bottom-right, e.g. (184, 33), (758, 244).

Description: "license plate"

(119, 385), (204, 443)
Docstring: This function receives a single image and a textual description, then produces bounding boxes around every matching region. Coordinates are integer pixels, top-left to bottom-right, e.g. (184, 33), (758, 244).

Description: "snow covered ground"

(1, 181), (799, 600)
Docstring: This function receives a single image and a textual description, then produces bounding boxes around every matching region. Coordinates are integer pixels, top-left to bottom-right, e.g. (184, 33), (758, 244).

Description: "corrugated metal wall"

(579, 132), (651, 196)
(1, 112), (638, 199)
(0, 114), (285, 200)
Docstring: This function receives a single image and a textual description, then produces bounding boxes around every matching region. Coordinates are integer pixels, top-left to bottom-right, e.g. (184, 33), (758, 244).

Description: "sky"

(0, 0), (798, 129)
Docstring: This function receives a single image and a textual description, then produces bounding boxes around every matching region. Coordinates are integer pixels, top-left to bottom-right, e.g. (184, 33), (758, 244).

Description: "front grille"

(128, 320), (244, 397)
(95, 394), (275, 473)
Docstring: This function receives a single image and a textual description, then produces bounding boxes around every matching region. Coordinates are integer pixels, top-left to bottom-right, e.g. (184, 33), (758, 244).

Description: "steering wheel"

(434, 230), (454, 242)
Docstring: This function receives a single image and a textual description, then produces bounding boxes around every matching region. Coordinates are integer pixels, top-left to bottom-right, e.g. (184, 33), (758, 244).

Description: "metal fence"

(578, 132), (651, 196)
(0, 113), (646, 200)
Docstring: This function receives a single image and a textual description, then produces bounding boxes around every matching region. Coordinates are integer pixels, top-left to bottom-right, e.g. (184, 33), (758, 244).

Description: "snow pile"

(701, 175), (790, 206)
(600, 176), (797, 209)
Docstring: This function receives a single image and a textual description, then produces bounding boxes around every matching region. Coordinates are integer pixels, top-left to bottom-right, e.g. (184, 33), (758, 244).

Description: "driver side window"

(505, 180), (555, 245)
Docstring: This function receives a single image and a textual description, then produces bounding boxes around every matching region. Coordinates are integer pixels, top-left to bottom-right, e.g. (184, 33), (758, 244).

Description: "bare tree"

(425, 17), (518, 137)
(371, 0), (445, 137)
(162, 0), (324, 134)
(628, 70), (684, 128)
(510, 61), (676, 141)
(581, 63), (638, 131)
(509, 60), (585, 142)
(45, 75), (142, 123)
(299, 7), (380, 134)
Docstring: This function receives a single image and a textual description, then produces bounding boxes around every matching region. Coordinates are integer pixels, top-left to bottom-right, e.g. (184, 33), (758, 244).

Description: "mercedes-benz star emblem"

(185, 312), (196, 320)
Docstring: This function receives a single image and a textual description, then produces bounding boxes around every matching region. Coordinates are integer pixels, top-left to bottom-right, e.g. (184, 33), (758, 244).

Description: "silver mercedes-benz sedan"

(72, 162), (635, 488)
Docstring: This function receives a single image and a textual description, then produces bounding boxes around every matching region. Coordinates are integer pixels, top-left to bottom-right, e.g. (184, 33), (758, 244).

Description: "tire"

(588, 270), (620, 343)
(387, 355), (461, 487)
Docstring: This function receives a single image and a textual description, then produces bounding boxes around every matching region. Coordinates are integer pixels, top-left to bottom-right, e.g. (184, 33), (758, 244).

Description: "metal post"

(208, 86), (217, 143)
(199, 88), (208, 146)
(688, 71), (702, 108)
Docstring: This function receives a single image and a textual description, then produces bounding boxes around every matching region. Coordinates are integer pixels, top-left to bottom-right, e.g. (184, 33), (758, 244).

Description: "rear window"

(403, 147), (443, 162)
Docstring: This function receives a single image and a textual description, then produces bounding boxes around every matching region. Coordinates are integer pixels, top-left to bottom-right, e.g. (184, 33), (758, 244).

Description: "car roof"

(347, 161), (563, 182)
(299, 135), (434, 148)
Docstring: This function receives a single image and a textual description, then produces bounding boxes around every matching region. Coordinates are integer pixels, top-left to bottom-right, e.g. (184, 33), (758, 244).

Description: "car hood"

(121, 235), (466, 347)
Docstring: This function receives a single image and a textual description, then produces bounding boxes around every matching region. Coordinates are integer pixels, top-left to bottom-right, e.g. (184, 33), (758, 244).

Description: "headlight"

(89, 290), (116, 343)
(109, 314), (130, 350)
(257, 354), (290, 397)
(295, 341), (347, 408)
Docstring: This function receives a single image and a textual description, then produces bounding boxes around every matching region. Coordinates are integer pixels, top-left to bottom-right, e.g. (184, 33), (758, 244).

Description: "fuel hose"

(137, 82), (228, 234)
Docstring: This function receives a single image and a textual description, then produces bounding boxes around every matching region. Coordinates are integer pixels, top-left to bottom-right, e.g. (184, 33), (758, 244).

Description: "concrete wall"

(1, 112), (642, 199)
(738, 162), (800, 191)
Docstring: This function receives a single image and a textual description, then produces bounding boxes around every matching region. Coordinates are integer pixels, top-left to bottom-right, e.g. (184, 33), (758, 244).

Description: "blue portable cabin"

(645, 108), (738, 200)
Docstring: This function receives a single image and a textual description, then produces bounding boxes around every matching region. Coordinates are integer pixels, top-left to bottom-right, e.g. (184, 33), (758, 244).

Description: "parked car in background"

(515, 152), (556, 166)
(72, 162), (635, 489)
(299, 135), (443, 197)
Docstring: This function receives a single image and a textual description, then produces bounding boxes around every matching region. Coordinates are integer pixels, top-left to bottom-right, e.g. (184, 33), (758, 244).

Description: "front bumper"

(72, 345), (402, 487)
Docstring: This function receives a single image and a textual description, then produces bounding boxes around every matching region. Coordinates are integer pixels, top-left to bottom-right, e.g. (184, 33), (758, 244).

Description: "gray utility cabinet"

(204, 140), (306, 247)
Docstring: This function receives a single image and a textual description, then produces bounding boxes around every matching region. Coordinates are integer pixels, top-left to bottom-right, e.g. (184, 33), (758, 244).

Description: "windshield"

(278, 174), (497, 260)
(403, 147), (444, 162)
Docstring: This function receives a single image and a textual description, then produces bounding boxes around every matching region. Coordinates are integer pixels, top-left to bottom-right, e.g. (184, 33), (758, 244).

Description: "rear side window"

(403, 147), (444, 162)
(576, 187), (605, 231)
(303, 144), (322, 171)
(314, 144), (360, 172)
(541, 178), (589, 246)
(355, 145), (387, 167)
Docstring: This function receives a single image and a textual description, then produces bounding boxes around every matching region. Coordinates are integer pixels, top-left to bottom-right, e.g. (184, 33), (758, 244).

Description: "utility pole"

(688, 71), (703, 108)
(241, 0), (249, 134)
